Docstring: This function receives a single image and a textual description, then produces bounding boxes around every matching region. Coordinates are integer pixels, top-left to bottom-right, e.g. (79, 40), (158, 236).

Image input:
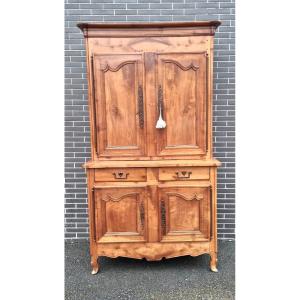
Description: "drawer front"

(159, 167), (209, 181)
(95, 168), (147, 182)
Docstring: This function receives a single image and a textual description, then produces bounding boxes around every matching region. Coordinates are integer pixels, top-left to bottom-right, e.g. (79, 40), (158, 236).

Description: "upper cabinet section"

(79, 22), (220, 160)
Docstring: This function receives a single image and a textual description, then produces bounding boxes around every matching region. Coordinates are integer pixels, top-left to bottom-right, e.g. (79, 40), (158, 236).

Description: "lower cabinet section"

(94, 187), (147, 243)
(87, 164), (218, 274)
(159, 186), (211, 242)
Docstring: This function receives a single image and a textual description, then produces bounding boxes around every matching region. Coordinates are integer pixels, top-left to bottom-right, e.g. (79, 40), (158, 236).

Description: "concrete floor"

(65, 240), (235, 300)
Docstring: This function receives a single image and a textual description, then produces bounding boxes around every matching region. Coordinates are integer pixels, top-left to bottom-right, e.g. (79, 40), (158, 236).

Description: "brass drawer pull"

(112, 171), (129, 179)
(175, 171), (192, 179)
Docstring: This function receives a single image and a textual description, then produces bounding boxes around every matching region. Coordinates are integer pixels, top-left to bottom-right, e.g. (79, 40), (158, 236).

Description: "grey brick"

(173, 3), (195, 9)
(208, 0), (231, 2)
(65, 233), (76, 238)
(90, 9), (114, 15)
(115, 9), (137, 15)
(103, 16), (127, 21)
(67, 9), (91, 15)
(127, 16), (150, 21)
(196, 3), (219, 8)
(220, 3), (235, 8)
(80, 4), (103, 9)
(138, 9), (159, 15)
(65, 223), (76, 228)
(161, 0), (184, 3)
(68, 0), (90, 2)
(79, 16), (104, 21)
(66, 228), (88, 233)
(66, 218), (88, 223)
(65, 4), (80, 9)
(195, 15), (219, 21)
(150, 3), (172, 9)
(91, 0), (115, 2)
(149, 16), (173, 21)
(161, 10), (184, 15)
(219, 26), (235, 33)
(77, 233), (89, 238)
(219, 14), (235, 20)
(185, 8), (208, 15)
(127, 4), (149, 9)
(173, 16), (195, 21)
(207, 8), (231, 14)
(138, 0), (160, 3)
(103, 4), (126, 9)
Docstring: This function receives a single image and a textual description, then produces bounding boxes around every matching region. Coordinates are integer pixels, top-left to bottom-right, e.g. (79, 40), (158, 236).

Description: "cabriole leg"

(91, 255), (100, 275)
(210, 252), (218, 272)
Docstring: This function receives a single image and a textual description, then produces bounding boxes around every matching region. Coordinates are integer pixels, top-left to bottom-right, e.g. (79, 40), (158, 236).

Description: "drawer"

(95, 168), (147, 182)
(159, 167), (209, 181)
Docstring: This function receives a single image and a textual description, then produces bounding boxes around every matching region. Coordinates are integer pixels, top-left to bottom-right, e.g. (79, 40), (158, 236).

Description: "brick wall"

(65, 0), (235, 239)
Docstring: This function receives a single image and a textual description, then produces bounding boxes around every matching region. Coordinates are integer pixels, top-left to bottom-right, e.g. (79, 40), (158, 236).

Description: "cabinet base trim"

(96, 241), (212, 261)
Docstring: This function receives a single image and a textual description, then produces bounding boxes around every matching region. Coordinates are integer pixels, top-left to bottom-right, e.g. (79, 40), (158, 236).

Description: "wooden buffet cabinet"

(77, 21), (221, 274)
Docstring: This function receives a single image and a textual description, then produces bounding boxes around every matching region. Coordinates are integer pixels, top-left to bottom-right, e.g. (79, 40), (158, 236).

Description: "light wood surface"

(82, 23), (217, 161)
(84, 159), (221, 168)
(97, 241), (211, 261)
(159, 186), (211, 242)
(78, 21), (221, 274)
(158, 167), (209, 181)
(95, 168), (147, 182)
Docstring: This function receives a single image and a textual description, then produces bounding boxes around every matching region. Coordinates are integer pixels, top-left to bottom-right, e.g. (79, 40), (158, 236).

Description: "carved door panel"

(158, 186), (211, 242)
(92, 54), (146, 158)
(94, 187), (147, 243)
(155, 52), (208, 157)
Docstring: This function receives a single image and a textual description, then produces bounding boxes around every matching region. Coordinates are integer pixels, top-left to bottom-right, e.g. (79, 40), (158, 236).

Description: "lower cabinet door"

(158, 186), (211, 242)
(94, 187), (147, 243)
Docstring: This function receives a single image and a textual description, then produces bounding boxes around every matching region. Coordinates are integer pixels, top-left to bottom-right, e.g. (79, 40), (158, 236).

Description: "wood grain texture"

(156, 52), (207, 157)
(84, 159), (221, 168)
(94, 187), (147, 243)
(159, 167), (209, 181)
(159, 186), (210, 242)
(78, 21), (221, 30)
(78, 21), (220, 38)
(96, 241), (211, 261)
(88, 36), (209, 56)
(93, 54), (146, 158)
(80, 22), (220, 273)
(95, 168), (147, 182)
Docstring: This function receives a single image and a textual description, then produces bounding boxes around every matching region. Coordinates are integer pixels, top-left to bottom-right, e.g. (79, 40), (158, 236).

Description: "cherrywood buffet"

(78, 21), (221, 274)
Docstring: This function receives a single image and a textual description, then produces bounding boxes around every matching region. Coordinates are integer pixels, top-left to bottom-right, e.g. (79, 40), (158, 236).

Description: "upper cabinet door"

(155, 52), (208, 158)
(92, 54), (146, 158)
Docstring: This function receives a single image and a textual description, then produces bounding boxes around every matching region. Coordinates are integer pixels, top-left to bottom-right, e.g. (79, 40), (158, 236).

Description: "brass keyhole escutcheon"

(112, 171), (129, 179)
(175, 171), (192, 179)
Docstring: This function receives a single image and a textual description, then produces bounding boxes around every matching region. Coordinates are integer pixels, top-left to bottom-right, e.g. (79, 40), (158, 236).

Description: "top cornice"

(77, 21), (221, 38)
